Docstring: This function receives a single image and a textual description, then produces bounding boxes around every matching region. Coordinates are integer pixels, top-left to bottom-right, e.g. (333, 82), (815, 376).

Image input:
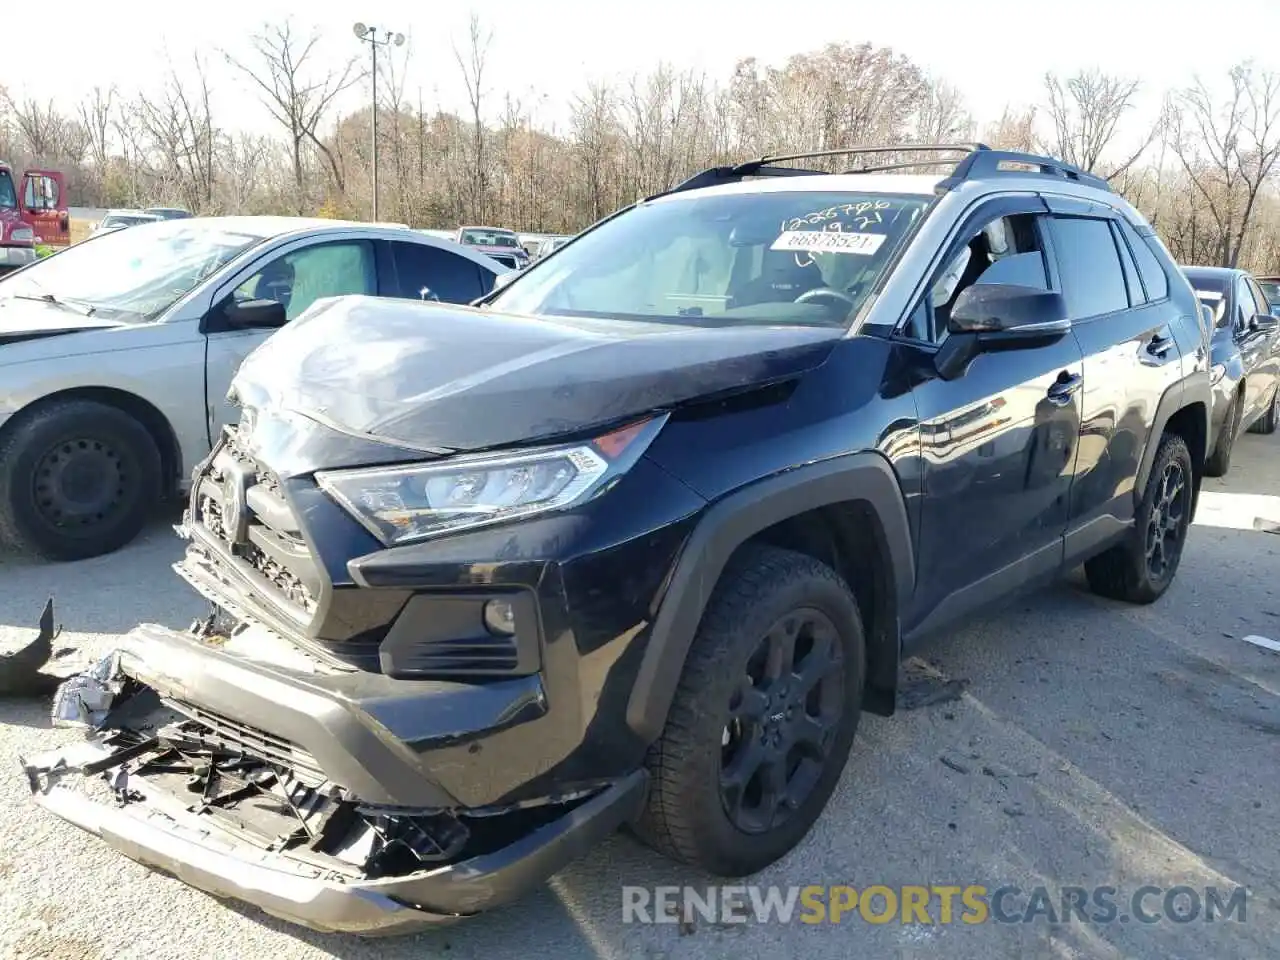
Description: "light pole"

(353, 22), (404, 222)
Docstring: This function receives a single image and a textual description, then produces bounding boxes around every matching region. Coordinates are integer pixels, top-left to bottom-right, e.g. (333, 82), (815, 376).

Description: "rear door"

(388, 240), (496, 301)
(19, 170), (69, 246)
(1046, 203), (1184, 561)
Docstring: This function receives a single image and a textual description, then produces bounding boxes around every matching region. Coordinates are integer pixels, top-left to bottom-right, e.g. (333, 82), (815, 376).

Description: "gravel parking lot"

(2, 433), (1278, 960)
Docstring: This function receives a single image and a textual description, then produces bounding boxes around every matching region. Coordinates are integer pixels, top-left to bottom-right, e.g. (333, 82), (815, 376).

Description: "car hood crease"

(229, 295), (841, 453)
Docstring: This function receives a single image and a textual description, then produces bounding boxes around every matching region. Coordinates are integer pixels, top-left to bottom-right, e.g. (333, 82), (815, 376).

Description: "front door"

(202, 238), (379, 445)
(19, 170), (69, 246)
(1236, 274), (1280, 424)
(1046, 206), (1186, 561)
(903, 200), (1084, 639)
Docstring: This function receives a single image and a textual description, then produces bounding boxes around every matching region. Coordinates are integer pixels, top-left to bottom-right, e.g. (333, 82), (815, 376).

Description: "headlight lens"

(316, 415), (666, 545)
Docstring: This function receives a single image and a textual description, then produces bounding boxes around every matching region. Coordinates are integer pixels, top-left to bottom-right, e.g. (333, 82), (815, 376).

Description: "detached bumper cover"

(25, 739), (646, 936)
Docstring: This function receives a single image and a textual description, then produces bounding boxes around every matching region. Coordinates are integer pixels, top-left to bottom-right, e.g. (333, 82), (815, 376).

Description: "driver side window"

(903, 213), (1049, 344)
(231, 240), (376, 323)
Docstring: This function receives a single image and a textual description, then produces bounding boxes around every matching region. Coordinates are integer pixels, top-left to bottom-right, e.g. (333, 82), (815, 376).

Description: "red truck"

(0, 163), (69, 273)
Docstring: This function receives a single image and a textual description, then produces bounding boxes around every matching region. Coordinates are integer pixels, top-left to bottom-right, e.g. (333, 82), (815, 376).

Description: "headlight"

(9, 227), (33, 243)
(316, 415), (667, 545)
(1211, 363), (1227, 384)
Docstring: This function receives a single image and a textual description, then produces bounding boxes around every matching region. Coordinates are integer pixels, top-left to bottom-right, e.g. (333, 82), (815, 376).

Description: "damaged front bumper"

(22, 623), (647, 936)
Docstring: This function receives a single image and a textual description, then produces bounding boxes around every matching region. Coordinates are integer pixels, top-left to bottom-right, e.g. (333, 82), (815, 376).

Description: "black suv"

(26, 144), (1212, 936)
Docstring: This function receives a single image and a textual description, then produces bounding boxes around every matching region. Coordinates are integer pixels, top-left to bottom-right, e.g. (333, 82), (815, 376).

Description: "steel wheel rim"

(32, 437), (127, 531)
(1145, 459), (1188, 580)
(719, 607), (845, 835)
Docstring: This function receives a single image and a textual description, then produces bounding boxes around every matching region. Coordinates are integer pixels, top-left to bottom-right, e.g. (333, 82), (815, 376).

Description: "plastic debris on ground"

(50, 651), (125, 729)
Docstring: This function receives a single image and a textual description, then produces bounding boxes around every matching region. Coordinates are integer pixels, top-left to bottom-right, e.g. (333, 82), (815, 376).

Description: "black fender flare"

(1135, 370), (1211, 507)
(625, 451), (915, 743)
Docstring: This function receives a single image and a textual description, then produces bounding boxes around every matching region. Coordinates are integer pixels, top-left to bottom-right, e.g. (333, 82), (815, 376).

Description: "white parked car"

(91, 210), (163, 234)
(0, 216), (511, 561)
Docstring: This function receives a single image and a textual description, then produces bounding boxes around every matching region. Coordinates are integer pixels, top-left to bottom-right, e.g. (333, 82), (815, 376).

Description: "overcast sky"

(9, 0), (1280, 142)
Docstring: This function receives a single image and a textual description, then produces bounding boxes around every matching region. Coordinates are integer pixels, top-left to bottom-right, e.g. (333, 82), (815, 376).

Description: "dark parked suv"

(25, 144), (1211, 935)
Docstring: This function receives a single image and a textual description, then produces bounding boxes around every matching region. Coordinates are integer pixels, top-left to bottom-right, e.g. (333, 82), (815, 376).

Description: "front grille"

(193, 427), (318, 619)
(490, 253), (520, 269)
(166, 699), (327, 787)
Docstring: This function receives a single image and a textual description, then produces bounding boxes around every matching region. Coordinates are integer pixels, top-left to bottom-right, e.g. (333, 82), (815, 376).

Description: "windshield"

(1259, 279), (1280, 305)
(461, 229), (519, 247)
(1, 220), (266, 321)
(0, 171), (15, 209)
(488, 190), (931, 327)
(103, 215), (157, 228)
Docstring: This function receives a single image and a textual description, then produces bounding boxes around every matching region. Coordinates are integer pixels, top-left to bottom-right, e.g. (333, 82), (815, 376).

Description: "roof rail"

(659, 142), (1116, 198)
(933, 147), (1114, 193)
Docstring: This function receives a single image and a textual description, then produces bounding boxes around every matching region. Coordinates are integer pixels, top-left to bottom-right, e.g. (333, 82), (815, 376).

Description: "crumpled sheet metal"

(51, 651), (125, 730)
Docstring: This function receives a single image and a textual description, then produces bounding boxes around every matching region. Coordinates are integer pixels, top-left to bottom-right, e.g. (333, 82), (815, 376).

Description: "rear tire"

(1248, 384), (1278, 435)
(1085, 432), (1193, 605)
(0, 400), (162, 562)
(1204, 392), (1241, 478)
(633, 544), (865, 876)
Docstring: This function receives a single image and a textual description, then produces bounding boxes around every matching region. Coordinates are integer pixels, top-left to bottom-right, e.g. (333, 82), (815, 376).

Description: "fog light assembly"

(483, 598), (516, 636)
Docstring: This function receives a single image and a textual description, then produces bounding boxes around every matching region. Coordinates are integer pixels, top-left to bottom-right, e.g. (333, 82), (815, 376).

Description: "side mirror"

(936, 283), (1071, 381)
(1250, 312), (1279, 334)
(492, 270), (517, 291)
(223, 297), (287, 330)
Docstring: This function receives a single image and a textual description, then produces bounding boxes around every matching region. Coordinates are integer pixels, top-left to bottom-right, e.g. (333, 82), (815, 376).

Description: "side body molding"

(626, 451), (916, 742)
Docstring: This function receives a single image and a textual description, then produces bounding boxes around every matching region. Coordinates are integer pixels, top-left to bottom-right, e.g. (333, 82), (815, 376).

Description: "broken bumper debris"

(22, 622), (647, 936)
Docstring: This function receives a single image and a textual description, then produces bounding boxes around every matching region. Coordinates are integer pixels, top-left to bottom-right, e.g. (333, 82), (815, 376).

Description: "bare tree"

(135, 58), (218, 212)
(915, 79), (973, 143)
(1042, 68), (1157, 178)
(983, 106), (1038, 153)
(2, 93), (69, 158)
(1168, 62), (1280, 266)
(453, 12), (492, 220)
(78, 86), (116, 170)
(226, 21), (360, 212)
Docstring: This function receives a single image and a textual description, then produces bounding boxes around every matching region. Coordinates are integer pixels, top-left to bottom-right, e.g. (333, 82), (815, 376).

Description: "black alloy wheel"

(634, 545), (865, 876)
(719, 608), (846, 835)
(1144, 457), (1189, 583)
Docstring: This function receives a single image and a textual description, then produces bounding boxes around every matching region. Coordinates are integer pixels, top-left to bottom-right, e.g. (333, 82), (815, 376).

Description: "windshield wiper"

(12, 293), (97, 317)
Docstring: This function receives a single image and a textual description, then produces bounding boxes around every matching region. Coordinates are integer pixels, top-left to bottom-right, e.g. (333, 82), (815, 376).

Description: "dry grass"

(69, 218), (92, 244)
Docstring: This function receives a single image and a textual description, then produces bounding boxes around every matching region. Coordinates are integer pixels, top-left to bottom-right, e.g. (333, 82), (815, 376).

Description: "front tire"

(1204, 392), (1241, 478)
(0, 400), (162, 562)
(634, 544), (865, 876)
(1084, 432), (1193, 605)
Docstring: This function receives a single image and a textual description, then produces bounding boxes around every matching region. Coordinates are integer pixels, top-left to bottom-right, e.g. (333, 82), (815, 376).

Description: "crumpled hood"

(0, 296), (125, 346)
(230, 295), (840, 454)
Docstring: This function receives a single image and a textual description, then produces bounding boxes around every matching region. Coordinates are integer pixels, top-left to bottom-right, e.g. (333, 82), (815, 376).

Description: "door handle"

(1139, 332), (1175, 366)
(1046, 372), (1083, 405)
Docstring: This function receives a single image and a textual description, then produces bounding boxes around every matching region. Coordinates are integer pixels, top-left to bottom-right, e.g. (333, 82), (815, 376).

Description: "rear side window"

(392, 242), (486, 303)
(1116, 219), (1169, 301)
(1049, 216), (1129, 319)
(1109, 222), (1142, 306)
(1245, 277), (1271, 316)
